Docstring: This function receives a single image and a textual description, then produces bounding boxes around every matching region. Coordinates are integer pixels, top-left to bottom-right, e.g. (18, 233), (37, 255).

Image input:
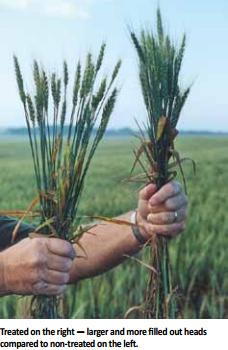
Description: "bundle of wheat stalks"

(130, 9), (192, 318)
(14, 44), (121, 318)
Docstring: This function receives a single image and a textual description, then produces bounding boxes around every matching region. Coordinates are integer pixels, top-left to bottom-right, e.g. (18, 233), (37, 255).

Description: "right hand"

(136, 182), (188, 240)
(0, 237), (75, 296)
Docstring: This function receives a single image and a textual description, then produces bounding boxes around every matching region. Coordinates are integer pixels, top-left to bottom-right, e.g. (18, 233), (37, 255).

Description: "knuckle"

(145, 223), (155, 237)
(56, 285), (67, 296)
(31, 268), (42, 283)
(33, 238), (45, 249)
(58, 240), (74, 257)
(139, 188), (146, 199)
(157, 213), (166, 224)
(163, 225), (170, 234)
(48, 237), (61, 252)
(36, 267), (45, 281)
(147, 213), (153, 223)
(64, 259), (73, 271)
(166, 199), (174, 210)
(31, 252), (42, 267)
(53, 272), (69, 285)
(154, 214), (161, 224)
(58, 272), (70, 284)
(164, 212), (171, 223)
(47, 237), (57, 251)
(64, 273), (70, 284)
(31, 239), (47, 257)
(32, 282), (41, 295)
(63, 241), (73, 254)
(168, 212), (174, 223)
(29, 272), (37, 285)
(157, 225), (169, 235)
(166, 182), (174, 194)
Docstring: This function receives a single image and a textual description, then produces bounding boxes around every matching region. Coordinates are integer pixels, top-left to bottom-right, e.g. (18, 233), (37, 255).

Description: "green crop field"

(0, 136), (227, 318)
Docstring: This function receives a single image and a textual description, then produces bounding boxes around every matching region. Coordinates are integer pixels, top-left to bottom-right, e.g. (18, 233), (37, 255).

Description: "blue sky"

(0, 0), (228, 131)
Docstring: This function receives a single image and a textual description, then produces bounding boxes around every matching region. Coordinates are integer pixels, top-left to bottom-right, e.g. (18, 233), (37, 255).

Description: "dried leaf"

(124, 305), (143, 319)
(11, 196), (40, 242)
(169, 157), (196, 175)
(0, 210), (39, 217)
(86, 215), (135, 227)
(123, 254), (158, 274)
(156, 116), (167, 141)
(35, 217), (55, 233)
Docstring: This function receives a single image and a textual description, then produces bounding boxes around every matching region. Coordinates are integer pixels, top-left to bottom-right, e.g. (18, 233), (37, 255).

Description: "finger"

(43, 284), (67, 296)
(33, 281), (67, 296)
(149, 181), (181, 206)
(148, 203), (167, 213)
(149, 197), (187, 213)
(47, 239), (76, 259)
(144, 221), (186, 237)
(139, 184), (157, 201)
(47, 254), (73, 272)
(165, 193), (188, 211)
(44, 270), (70, 285)
(147, 208), (187, 225)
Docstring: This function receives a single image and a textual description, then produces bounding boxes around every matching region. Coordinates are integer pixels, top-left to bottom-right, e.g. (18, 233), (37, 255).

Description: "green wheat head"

(14, 44), (121, 319)
(130, 8), (191, 150)
(14, 45), (121, 240)
(130, 8), (192, 320)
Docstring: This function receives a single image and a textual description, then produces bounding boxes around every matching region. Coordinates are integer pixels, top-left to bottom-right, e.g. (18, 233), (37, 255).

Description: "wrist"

(136, 210), (151, 242)
(130, 210), (148, 245)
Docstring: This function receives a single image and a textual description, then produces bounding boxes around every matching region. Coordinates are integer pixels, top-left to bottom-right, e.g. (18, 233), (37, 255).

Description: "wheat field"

(0, 136), (227, 318)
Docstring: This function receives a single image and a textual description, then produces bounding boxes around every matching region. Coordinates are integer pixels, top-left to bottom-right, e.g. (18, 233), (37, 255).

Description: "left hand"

(0, 237), (75, 296)
(136, 181), (188, 240)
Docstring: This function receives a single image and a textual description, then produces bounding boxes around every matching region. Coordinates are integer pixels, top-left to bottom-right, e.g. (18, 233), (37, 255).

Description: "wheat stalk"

(130, 8), (192, 318)
(14, 44), (121, 318)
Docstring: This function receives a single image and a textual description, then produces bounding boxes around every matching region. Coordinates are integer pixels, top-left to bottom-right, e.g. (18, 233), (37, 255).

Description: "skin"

(0, 237), (75, 296)
(69, 181), (187, 282)
(0, 181), (187, 295)
(137, 181), (187, 238)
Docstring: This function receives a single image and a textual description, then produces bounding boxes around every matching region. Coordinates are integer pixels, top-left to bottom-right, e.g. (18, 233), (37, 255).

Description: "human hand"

(0, 237), (75, 296)
(136, 181), (188, 241)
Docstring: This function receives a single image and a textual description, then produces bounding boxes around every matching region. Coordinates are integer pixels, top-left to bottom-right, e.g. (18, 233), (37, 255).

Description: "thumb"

(139, 183), (157, 201)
